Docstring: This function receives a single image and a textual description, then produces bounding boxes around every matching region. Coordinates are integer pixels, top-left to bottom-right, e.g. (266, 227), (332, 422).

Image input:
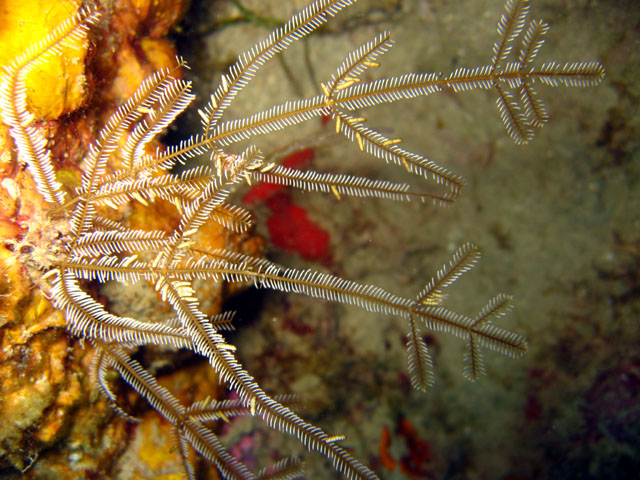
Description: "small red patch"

(379, 426), (396, 471)
(265, 193), (331, 265)
(282, 148), (315, 170)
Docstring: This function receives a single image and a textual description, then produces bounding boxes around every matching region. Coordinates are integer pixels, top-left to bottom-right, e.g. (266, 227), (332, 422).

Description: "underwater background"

(0, 0), (635, 479)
